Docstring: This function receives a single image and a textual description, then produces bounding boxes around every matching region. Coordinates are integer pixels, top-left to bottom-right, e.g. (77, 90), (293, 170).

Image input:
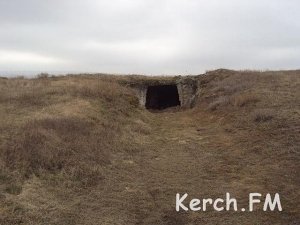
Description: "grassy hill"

(0, 70), (299, 224)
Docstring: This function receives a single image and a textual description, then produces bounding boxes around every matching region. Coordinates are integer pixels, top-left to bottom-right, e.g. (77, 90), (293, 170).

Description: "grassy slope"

(0, 70), (299, 225)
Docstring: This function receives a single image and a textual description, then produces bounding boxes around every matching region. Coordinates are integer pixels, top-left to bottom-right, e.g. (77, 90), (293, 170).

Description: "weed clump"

(3, 116), (111, 186)
(252, 109), (275, 122)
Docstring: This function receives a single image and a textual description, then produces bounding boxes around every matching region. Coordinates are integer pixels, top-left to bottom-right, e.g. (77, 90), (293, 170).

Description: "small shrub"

(5, 184), (22, 195)
(252, 109), (275, 122)
(13, 76), (25, 79)
(233, 93), (259, 107)
(207, 96), (231, 111)
(37, 73), (49, 79)
(0, 164), (11, 182)
(65, 164), (104, 187)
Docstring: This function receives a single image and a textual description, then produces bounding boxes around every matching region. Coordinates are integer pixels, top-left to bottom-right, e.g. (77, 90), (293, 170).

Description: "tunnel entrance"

(145, 85), (181, 110)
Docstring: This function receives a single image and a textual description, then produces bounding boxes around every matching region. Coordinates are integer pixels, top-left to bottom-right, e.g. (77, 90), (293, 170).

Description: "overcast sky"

(0, 0), (299, 76)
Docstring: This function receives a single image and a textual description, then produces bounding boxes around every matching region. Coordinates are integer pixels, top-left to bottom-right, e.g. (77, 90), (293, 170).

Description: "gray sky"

(0, 0), (299, 75)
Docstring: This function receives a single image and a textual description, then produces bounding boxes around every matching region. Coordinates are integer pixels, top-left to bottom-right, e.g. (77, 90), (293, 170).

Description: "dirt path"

(74, 110), (217, 224)
(121, 110), (225, 224)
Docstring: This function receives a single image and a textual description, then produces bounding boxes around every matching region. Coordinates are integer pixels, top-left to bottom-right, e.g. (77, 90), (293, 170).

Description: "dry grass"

(0, 76), (139, 188)
(3, 117), (110, 177)
(207, 92), (259, 111)
(207, 95), (231, 111)
(232, 92), (259, 107)
(252, 109), (275, 122)
(0, 70), (299, 224)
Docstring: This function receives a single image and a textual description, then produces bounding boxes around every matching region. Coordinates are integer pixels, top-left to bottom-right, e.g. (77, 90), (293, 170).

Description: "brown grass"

(3, 117), (109, 174)
(252, 109), (275, 122)
(0, 70), (299, 224)
(207, 95), (231, 111)
(232, 92), (259, 107)
(207, 92), (259, 111)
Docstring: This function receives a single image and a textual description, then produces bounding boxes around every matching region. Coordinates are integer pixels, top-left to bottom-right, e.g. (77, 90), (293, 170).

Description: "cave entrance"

(145, 85), (181, 110)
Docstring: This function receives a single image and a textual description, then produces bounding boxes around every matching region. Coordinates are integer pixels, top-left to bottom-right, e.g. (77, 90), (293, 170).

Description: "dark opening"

(146, 85), (181, 110)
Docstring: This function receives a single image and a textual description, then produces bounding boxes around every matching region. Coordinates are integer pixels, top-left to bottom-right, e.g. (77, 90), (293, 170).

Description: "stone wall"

(176, 77), (198, 108)
(137, 85), (147, 107)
